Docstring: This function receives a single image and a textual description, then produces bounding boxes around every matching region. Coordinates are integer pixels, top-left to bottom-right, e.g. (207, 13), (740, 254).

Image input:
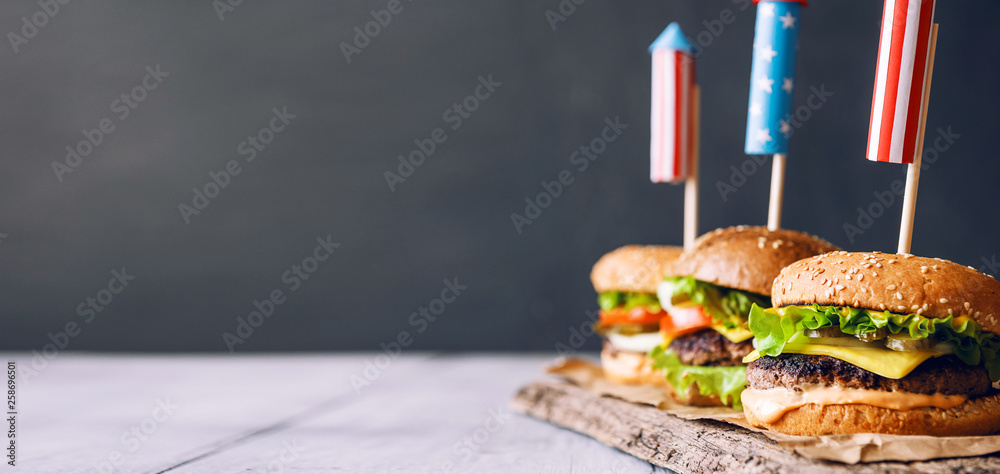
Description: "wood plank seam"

(152, 391), (357, 473)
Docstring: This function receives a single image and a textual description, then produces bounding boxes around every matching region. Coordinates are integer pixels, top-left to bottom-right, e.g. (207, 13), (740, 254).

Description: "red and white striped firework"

(867, 0), (936, 164)
(650, 23), (696, 183)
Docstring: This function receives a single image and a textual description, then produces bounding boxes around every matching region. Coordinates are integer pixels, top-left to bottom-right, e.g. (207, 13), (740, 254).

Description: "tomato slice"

(599, 306), (666, 326)
(660, 305), (713, 338)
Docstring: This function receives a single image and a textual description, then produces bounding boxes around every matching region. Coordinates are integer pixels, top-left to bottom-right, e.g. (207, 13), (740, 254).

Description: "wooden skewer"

(898, 24), (938, 254)
(684, 86), (701, 251)
(767, 153), (786, 231)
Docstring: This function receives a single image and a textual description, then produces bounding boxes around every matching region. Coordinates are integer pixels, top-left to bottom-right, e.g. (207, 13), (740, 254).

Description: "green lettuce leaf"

(748, 304), (1000, 381)
(648, 345), (747, 410)
(662, 276), (770, 329)
(597, 291), (661, 313)
(597, 292), (622, 311)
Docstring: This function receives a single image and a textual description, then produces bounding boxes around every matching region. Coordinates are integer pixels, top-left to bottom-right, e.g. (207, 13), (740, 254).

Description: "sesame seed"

(903, 254), (913, 259)
(876, 263), (883, 268)
(862, 263), (871, 269)
(879, 304), (886, 310)
(835, 285), (845, 290)
(948, 309), (954, 315)
(896, 292), (903, 300)
(921, 266), (929, 273)
(873, 272), (878, 277)
(911, 305), (920, 311)
(976, 311), (982, 317)
(888, 259), (896, 264)
(846, 275), (852, 280)
(940, 298), (949, 304)
(858, 274), (864, 281)
(898, 305), (907, 311)
(917, 308), (925, 314)
(965, 302), (972, 310)
(818, 268), (825, 274)
(887, 285), (897, 290)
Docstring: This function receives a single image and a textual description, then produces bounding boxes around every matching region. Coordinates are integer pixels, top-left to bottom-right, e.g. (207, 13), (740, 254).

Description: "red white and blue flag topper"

(867, 0), (936, 164)
(650, 23), (696, 183)
(745, 0), (806, 155)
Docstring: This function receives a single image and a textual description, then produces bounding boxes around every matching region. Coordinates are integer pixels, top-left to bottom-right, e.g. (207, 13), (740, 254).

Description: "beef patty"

(668, 329), (754, 367)
(747, 354), (991, 397)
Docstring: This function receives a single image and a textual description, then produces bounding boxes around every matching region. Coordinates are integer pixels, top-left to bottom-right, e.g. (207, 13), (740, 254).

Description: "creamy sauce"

(741, 385), (967, 424)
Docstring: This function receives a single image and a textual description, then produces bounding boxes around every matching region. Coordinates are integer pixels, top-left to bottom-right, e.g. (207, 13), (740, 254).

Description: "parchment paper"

(546, 357), (1000, 464)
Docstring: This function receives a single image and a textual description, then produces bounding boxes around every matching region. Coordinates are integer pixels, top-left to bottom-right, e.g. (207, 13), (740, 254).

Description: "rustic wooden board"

(511, 379), (1000, 474)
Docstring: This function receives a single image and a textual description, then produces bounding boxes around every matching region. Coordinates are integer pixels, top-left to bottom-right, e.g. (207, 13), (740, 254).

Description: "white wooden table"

(9, 353), (672, 473)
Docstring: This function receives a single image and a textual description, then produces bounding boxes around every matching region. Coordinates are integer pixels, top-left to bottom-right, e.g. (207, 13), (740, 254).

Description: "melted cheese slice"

(713, 325), (754, 343)
(742, 386), (967, 424)
(743, 343), (940, 379)
(661, 325), (753, 348)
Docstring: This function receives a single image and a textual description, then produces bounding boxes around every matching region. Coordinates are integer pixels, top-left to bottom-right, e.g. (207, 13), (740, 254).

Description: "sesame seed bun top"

(772, 251), (1000, 335)
(590, 245), (684, 294)
(663, 226), (841, 296)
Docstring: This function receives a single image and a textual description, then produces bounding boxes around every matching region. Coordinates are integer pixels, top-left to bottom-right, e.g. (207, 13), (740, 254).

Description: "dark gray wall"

(3, 1), (998, 352)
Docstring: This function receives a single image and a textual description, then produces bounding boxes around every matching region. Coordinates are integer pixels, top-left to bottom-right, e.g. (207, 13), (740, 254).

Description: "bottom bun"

(745, 391), (1000, 437)
(600, 345), (726, 407)
(600, 346), (666, 387)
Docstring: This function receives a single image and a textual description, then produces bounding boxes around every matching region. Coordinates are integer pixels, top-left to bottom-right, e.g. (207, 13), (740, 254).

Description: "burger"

(649, 226), (840, 408)
(743, 251), (1000, 436)
(591, 245), (683, 386)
